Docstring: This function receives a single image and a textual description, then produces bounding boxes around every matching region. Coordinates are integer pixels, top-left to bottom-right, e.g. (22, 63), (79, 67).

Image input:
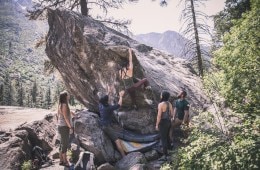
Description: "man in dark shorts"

(170, 90), (190, 142)
(99, 90), (126, 157)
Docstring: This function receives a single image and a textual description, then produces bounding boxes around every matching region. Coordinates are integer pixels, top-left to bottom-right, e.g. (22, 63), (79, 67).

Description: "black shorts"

(102, 125), (118, 141)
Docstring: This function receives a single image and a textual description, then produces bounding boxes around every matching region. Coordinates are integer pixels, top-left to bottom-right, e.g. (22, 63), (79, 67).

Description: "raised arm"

(128, 48), (133, 70)
(118, 90), (125, 106)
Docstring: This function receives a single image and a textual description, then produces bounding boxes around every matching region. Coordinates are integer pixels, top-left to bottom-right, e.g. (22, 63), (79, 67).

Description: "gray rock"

(16, 115), (56, 151)
(144, 150), (160, 161)
(49, 147), (60, 159)
(0, 132), (31, 169)
(97, 163), (116, 170)
(75, 110), (120, 164)
(130, 164), (147, 170)
(117, 108), (156, 134)
(46, 9), (207, 116)
(115, 152), (146, 170)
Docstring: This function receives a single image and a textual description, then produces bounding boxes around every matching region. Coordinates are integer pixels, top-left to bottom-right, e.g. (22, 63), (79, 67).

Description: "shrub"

(21, 160), (32, 170)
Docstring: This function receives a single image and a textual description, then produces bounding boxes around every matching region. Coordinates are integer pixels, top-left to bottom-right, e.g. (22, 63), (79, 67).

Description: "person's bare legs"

(169, 119), (182, 142)
(115, 139), (126, 157)
(133, 78), (149, 89)
(62, 153), (69, 166)
(59, 152), (63, 163)
(126, 78), (150, 109)
(126, 87), (137, 109)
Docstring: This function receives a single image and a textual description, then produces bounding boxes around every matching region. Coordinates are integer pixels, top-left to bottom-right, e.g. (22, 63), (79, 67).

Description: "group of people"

(98, 47), (190, 159)
(55, 47), (190, 166)
(156, 90), (190, 160)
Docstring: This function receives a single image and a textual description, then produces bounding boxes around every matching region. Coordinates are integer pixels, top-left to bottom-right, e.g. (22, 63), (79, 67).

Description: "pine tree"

(27, 92), (31, 107)
(17, 80), (24, 106)
(159, 0), (209, 77)
(53, 83), (60, 104)
(38, 92), (44, 108)
(213, 0), (251, 42)
(0, 84), (3, 105)
(180, 0), (211, 77)
(28, 0), (131, 32)
(69, 95), (75, 106)
(45, 86), (52, 109)
(3, 72), (12, 105)
(31, 79), (37, 106)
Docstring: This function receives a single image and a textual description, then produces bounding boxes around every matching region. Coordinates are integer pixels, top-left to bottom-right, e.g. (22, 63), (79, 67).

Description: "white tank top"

(58, 104), (71, 127)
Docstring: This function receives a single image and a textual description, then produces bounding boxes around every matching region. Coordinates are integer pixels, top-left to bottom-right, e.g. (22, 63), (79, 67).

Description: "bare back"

(119, 67), (133, 79)
(159, 102), (173, 117)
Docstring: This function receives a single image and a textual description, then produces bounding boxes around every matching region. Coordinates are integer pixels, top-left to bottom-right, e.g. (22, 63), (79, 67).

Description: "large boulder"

(115, 152), (146, 170)
(74, 110), (120, 164)
(0, 130), (31, 170)
(0, 114), (57, 169)
(45, 9), (208, 116)
(117, 109), (156, 134)
(16, 114), (56, 151)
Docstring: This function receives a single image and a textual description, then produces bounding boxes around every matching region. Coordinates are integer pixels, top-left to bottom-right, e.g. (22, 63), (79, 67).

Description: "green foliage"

(0, 84), (3, 104)
(17, 79), (24, 106)
(31, 80), (37, 104)
(0, 1), (64, 109)
(21, 160), (32, 170)
(213, 0), (251, 40)
(45, 85), (52, 109)
(69, 95), (76, 106)
(67, 149), (73, 161)
(160, 163), (172, 170)
(168, 114), (260, 170)
(213, 0), (260, 114)
(3, 71), (13, 105)
(167, 3), (260, 169)
(179, 0), (210, 77)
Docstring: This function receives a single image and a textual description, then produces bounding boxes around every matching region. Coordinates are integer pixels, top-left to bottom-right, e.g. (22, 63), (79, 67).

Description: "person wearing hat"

(99, 90), (126, 157)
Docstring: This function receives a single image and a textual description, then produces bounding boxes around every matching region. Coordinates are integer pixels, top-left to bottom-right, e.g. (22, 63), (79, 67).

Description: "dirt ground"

(0, 106), (55, 131)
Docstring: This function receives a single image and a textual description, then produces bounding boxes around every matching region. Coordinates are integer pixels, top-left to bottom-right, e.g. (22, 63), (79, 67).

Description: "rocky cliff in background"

(134, 31), (188, 59)
(134, 31), (210, 61)
(0, 0), (47, 79)
(45, 9), (208, 116)
(0, 0), (61, 108)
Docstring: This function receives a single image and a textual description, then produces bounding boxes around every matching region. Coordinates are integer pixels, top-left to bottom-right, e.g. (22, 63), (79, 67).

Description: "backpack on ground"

(31, 146), (48, 168)
(74, 151), (95, 170)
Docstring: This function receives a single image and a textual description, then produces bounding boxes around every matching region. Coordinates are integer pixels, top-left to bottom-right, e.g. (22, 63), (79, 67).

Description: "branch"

(94, 17), (131, 34)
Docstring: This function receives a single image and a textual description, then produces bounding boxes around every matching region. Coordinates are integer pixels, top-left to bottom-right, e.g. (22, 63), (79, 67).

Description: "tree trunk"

(80, 0), (88, 16)
(190, 0), (203, 77)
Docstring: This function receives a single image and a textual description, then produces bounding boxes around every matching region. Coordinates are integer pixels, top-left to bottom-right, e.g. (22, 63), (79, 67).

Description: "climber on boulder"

(119, 47), (151, 110)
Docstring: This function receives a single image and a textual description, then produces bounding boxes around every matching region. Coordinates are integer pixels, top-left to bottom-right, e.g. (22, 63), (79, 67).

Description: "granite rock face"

(46, 9), (208, 116)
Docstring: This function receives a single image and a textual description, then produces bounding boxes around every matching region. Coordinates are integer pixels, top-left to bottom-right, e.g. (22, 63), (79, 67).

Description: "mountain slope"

(134, 30), (189, 59)
(0, 0), (61, 107)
